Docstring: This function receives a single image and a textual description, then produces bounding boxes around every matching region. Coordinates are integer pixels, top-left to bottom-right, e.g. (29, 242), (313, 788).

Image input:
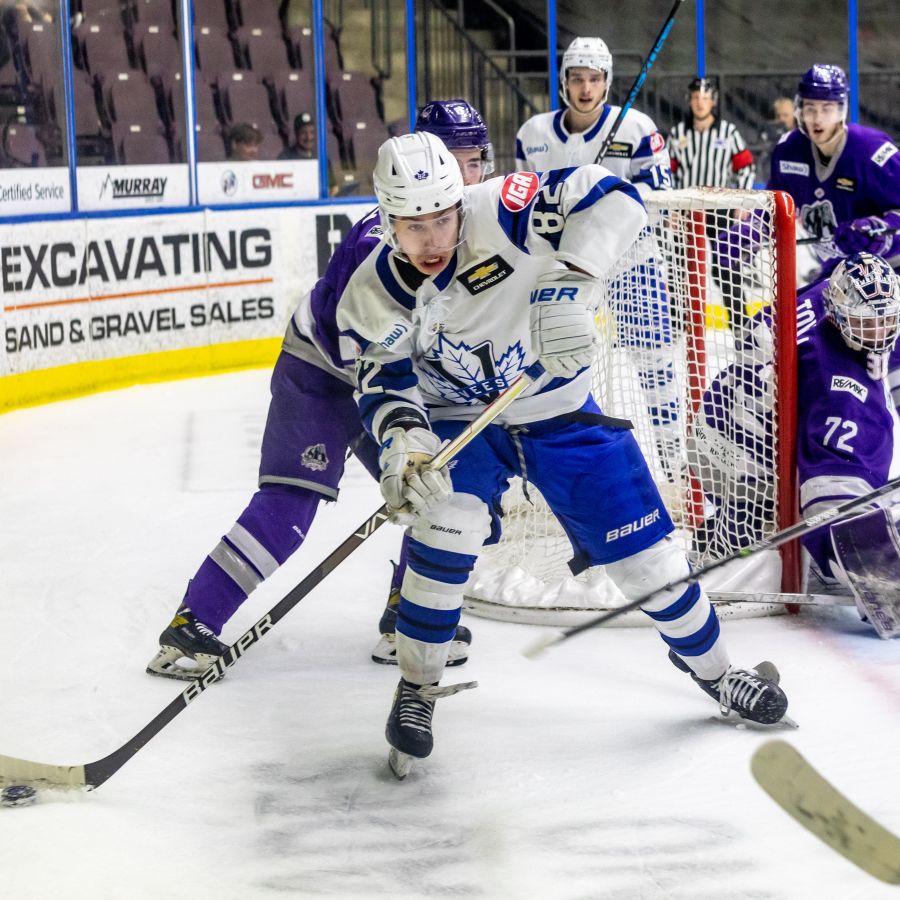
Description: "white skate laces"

(715, 667), (770, 717)
(397, 681), (478, 734)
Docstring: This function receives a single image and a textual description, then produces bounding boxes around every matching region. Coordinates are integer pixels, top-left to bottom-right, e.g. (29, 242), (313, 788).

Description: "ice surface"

(1, 369), (898, 899)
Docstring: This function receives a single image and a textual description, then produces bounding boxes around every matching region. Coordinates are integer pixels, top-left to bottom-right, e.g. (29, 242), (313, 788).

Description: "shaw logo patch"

(780, 160), (809, 177)
(377, 321), (409, 349)
(831, 375), (868, 402)
(649, 131), (665, 154)
(604, 141), (633, 158)
(301, 443), (329, 472)
(871, 142), (898, 167)
(460, 255), (513, 295)
(500, 171), (539, 212)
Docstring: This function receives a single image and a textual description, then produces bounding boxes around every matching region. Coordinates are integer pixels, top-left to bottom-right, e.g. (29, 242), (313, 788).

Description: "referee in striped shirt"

(667, 76), (756, 189)
(667, 76), (756, 334)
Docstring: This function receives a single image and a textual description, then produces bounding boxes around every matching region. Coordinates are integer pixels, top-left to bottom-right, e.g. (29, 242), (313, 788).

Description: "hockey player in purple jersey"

(689, 253), (900, 632)
(767, 64), (900, 276)
(338, 132), (790, 778)
(146, 101), (495, 681)
(795, 254), (900, 593)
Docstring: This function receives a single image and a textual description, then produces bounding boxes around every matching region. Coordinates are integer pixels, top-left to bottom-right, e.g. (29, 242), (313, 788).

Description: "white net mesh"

(465, 188), (796, 625)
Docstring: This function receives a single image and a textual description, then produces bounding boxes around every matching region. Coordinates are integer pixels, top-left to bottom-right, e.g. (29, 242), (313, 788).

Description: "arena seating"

(0, 0), (392, 187)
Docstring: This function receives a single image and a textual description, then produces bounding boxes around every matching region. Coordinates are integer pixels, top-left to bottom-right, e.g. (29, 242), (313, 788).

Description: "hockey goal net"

(464, 187), (799, 626)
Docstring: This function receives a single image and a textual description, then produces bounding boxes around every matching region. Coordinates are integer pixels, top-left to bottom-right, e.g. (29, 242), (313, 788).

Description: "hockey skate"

(371, 594), (473, 667)
(146, 606), (229, 682)
(386, 678), (477, 779)
(668, 650), (790, 725)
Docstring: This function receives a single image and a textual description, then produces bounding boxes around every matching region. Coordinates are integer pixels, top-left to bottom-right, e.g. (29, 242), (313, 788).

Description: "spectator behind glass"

(772, 97), (796, 133)
(228, 123), (262, 161)
(279, 112), (315, 160)
(757, 97), (797, 183)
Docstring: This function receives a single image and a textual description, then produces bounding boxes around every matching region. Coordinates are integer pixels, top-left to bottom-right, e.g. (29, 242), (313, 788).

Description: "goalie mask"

(795, 64), (848, 137)
(560, 37), (613, 107)
(824, 252), (900, 353)
(415, 99), (495, 181)
(373, 132), (466, 255)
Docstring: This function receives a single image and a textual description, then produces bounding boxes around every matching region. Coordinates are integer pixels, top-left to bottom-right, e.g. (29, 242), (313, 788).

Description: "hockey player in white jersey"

(515, 37), (670, 193)
(336, 132), (790, 778)
(516, 37), (681, 481)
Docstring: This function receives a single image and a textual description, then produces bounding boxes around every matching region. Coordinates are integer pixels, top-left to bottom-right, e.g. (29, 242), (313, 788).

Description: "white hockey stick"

(0, 364), (545, 794)
(752, 740), (900, 884)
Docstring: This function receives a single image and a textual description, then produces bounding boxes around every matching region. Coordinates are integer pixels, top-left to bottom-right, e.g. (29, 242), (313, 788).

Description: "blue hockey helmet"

(824, 252), (900, 353)
(415, 100), (494, 178)
(797, 64), (849, 103)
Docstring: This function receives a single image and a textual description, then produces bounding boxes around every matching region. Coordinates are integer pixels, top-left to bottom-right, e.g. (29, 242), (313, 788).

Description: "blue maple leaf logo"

(414, 170), (429, 181)
(421, 335), (527, 403)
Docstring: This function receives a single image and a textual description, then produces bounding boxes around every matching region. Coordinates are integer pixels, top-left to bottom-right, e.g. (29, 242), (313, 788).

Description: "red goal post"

(464, 187), (799, 626)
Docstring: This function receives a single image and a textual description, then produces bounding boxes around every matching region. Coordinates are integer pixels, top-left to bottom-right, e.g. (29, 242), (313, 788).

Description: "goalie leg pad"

(606, 535), (729, 680)
(397, 493), (490, 684)
(831, 509), (900, 639)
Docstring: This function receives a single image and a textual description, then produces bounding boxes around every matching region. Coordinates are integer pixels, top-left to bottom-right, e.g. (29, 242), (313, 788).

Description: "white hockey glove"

(529, 270), (601, 378)
(378, 426), (452, 519)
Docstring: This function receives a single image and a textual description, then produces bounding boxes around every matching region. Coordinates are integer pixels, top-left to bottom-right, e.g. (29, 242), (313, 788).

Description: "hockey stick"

(592, 0), (685, 165)
(752, 740), (900, 884)
(523, 473), (900, 658)
(797, 226), (900, 245)
(0, 364), (544, 793)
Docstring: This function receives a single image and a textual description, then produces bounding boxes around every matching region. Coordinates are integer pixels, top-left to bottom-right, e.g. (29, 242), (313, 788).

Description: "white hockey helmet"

(560, 37), (613, 106)
(824, 252), (900, 353)
(373, 132), (465, 248)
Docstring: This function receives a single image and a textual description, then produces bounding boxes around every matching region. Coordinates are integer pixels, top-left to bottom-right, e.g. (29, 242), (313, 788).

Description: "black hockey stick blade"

(751, 740), (900, 884)
(0, 367), (543, 793)
(523, 473), (900, 658)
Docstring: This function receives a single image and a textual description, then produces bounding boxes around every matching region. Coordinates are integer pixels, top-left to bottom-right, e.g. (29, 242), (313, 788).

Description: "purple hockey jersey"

(767, 124), (900, 270)
(692, 281), (897, 573)
(795, 279), (897, 574)
(283, 207), (383, 377)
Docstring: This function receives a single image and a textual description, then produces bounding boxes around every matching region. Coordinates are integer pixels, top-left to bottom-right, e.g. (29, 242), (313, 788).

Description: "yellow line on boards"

(0, 338), (282, 413)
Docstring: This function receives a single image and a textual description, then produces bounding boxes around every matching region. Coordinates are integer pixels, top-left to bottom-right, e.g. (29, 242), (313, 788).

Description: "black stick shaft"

(82, 368), (541, 788)
(539, 474), (900, 650)
(797, 226), (900, 245)
(593, 0), (685, 165)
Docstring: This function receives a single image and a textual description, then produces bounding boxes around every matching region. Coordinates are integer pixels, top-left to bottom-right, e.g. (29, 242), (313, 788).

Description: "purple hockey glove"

(832, 216), (892, 256)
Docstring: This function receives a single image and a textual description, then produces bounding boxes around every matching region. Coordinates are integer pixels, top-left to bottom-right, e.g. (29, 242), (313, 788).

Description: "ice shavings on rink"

(0, 369), (898, 900)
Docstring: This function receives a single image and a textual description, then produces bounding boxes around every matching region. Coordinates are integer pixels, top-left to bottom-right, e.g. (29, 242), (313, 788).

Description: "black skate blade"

(388, 748), (414, 780)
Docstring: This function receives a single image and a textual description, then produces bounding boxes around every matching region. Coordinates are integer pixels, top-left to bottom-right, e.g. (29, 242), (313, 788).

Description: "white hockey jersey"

(335, 166), (647, 439)
(515, 106), (671, 195)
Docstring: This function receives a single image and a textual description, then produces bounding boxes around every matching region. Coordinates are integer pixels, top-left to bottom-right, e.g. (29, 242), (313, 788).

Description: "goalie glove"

(378, 426), (452, 519)
(833, 216), (893, 257)
(529, 270), (600, 378)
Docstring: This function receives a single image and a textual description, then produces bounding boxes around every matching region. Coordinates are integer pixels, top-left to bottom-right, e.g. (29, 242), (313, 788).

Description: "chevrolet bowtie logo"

(467, 262), (498, 282)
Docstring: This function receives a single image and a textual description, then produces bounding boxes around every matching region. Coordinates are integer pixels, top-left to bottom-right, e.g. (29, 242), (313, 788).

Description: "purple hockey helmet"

(415, 99), (494, 177)
(797, 64), (849, 103)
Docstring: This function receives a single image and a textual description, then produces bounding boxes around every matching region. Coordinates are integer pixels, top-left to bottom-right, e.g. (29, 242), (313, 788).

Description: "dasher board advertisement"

(0, 168), (70, 216)
(198, 160), (319, 204)
(77, 164), (190, 211)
